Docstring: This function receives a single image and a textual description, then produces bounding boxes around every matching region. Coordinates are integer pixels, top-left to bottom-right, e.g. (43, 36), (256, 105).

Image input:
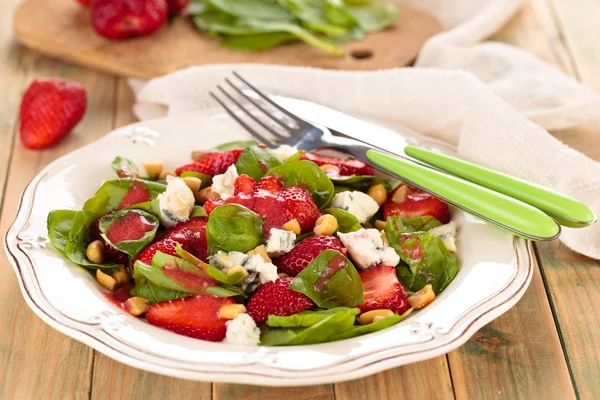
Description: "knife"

(266, 94), (596, 228)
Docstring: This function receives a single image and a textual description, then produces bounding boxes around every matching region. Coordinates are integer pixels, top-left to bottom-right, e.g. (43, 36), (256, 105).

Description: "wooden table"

(1, 0), (598, 398)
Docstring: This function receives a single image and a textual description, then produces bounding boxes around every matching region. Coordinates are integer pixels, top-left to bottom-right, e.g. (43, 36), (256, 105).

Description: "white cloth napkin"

(132, 0), (600, 259)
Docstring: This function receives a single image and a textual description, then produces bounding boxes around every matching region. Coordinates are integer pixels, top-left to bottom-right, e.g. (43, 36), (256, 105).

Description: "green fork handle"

(366, 149), (561, 241)
(404, 146), (596, 228)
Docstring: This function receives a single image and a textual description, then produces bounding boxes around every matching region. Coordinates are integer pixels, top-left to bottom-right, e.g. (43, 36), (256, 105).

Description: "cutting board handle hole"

(351, 49), (373, 60)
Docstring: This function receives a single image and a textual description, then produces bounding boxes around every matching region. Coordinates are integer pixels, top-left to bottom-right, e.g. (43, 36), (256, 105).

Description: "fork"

(210, 72), (561, 241)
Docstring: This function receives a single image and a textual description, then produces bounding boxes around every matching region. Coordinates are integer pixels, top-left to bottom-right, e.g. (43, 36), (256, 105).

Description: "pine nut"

(181, 176), (202, 193)
(278, 272), (288, 277)
(391, 185), (409, 203)
(143, 162), (163, 180)
(86, 240), (105, 264)
(282, 219), (301, 235)
(362, 221), (374, 229)
(367, 183), (387, 206)
(314, 214), (338, 235)
(219, 304), (247, 320)
(227, 265), (249, 279)
(96, 269), (118, 291)
(247, 245), (271, 263)
(159, 170), (176, 180)
(125, 297), (149, 316)
(358, 309), (394, 325)
(374, 219), (386, 230)
(319, 164), (340, 174)
(112, 265), (130, 285)
(408, 284), (435, 309)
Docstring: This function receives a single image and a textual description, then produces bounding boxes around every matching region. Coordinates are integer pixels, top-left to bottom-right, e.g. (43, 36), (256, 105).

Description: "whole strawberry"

(92, 0), (168, 40)
(274, 235), (345, 276)
(167, 0), (188, 15)
(246, 277), (314, 322)
(19, 77), (87, 150)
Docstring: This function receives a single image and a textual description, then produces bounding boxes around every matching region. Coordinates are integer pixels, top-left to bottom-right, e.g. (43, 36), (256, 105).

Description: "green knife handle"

(404, 145), (596, 227)
(366, 149), (560, 241)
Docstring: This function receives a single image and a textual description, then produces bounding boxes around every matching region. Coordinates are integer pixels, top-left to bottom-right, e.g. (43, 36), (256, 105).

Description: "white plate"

(5, 106), (533, 386)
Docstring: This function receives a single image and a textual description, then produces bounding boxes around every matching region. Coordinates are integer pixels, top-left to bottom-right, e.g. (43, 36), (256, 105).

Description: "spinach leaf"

(329, 308), (413, 341)
(323, 208), (362, 233)
(111, 156), (139, 178)
(267, 307), (358, 327)
(347, 3), (398, 32)
(208, 0), (293, 21)
(279, 0), (346, 35)
(65, 211), (117, 269)
(330, 175), (392, 192)
(324, 0), (357, 27)
(191, 205), (208, 218)
(130, 265), (191, 304)
(99, 209), (159, 260)
(260, 307), (358, 346)
(267, 160), (334, 209)
(206, 204), (264, 254)
(235, 145), (282, 181)
(124, 199), (162, 219)
(175, 244), (245, 286)
(214, 140), (258, 151)
(223, 32), (296, 51)
(47, 210), (77, 256)
(393, 232), (459, 294)
(290, 249), (363, 308)
(386, 215), (442, 236)
(206, 285), (246, 297)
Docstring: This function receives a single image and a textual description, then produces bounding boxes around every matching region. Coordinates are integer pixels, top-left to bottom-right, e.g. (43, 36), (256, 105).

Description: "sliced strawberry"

(274, 235), (345, 276)
(301, 152), (374, 176)
(118, 180), (151, 208)
(175, 149), (243, 177)
(246, 277), (314, 322)
(19, 77), (87, 150)
(163, 217), (209, 262)
(281, 186), (320, 232)
(252, 192), (292, 234)
(255, 175), (284, 194)
(146, 295), (235, 341)
(104, 210), (156, 244)
(383, 186), (450, 224)
(89, 215), (129, 265)
(357, 265), (409, 314)
(234, 174), (256, 196)
(191, 150), (222, 161)
(76, 0), (90, 6)
(134, 238), (181, 266)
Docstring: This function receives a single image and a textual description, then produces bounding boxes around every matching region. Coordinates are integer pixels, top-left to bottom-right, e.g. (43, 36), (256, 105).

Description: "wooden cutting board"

(13, 0), (443, 79)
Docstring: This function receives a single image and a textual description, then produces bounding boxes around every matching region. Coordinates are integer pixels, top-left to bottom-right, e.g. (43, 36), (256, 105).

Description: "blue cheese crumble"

(225, 313), (260, 345)
(429, 221), (457, 252)
(157, 175), (195, 228)
(209, 251), (278, 293)
(212, 164), (239, 200)
(338, 229), (400, 269)
(331, 191), (380, 223)
(266, 228), (296, 257)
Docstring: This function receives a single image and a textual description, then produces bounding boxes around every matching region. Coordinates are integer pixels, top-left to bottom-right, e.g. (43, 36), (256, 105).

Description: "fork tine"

(209, 91), (277, 149)
(222, 80), (290, 141)
(232, 71), (310, 129)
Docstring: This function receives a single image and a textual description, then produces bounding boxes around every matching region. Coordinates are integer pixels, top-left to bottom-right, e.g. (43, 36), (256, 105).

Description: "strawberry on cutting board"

(146, 295), (235, 341)
(92, 0), (168, 40)
(19, 77), (87, 150)
(357, 265), (409, 314)
(273, 235), (345, 276)
(246, 277), (314, 322)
